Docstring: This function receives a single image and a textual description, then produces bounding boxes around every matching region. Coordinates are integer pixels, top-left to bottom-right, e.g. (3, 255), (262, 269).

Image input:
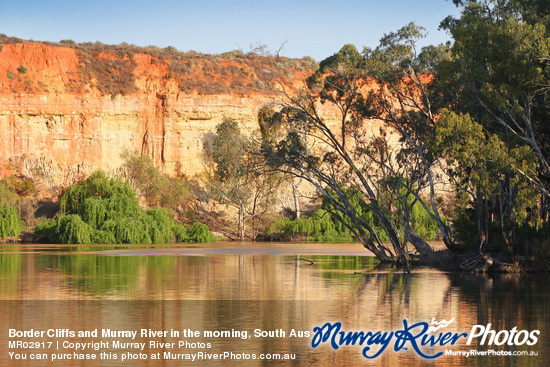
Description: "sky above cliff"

(2, 0), (460, 61)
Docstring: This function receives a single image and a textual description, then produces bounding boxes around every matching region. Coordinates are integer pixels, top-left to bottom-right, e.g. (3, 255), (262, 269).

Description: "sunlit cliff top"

(0, 35), (317, 97)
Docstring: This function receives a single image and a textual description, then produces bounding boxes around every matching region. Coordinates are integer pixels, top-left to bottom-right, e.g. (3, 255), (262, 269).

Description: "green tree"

(440, 0), (550, 254)
(36, 171), (215, 244)
(443, 0), (550, 196)
(435, 110), (538, 252)
(259, 23), (463, 268)
(0, 181), (25, 240)
(355, 23), (457, 253)
(258, 106), (303, 219)
(208, 119), (282, 240)
(260, 46), (411, 266)
(0, 205), (25, 240)
(209, 119), (251, 239)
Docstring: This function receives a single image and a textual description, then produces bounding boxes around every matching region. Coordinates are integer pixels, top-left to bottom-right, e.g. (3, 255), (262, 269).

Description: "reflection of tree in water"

(443, 273), (549, 367)
(0, 248), (22, 296)
(0, 247), (22, 276)
(447, 272), (549, 334)
(304, 270), (548, 366)
(38, 250), (176, 297)
(0, 249), (548, 366)
(333, 266), (454, 320)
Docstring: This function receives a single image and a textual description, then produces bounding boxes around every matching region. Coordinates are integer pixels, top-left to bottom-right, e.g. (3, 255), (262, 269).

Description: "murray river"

(0, 242), (547, 366)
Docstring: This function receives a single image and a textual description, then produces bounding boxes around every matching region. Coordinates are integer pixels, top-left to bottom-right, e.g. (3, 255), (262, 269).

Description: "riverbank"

(414, 248), (549, 273)
(4, 234), (547, 273)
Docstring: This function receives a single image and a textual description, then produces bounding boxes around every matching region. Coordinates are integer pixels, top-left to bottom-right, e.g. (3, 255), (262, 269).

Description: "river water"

(0, 242), (547, 366)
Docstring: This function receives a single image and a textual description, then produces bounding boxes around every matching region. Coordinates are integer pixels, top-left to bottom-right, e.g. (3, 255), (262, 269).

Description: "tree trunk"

(238, 203), (246, 241)
(476, 186), (486, 252)
(291, 179), (301, 219)
(405, 224), (433, 256)
(498, 177), (517, 256)
(357, 233), (395, 263)
(251, 192), (258, 241)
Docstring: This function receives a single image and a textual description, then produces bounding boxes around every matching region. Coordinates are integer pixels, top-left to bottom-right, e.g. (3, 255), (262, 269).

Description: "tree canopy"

(257, 0), (550, 267)
(36, 171), (215, 244)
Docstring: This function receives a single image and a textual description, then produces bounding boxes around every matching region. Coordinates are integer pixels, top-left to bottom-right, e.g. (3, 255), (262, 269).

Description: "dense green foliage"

(0, 204), (25, 239)
(257, 0), (550, 266)
(35, 171), (215, 244)
(0, 181), (25, 240)
(267, 189), (440, 243)
(267, 209), (354, 242)
(434, 0), (550, 254)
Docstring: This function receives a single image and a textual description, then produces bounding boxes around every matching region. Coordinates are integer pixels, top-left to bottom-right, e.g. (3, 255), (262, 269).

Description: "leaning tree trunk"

(356, 233), (395, 263)
(404, 223), (433, 257)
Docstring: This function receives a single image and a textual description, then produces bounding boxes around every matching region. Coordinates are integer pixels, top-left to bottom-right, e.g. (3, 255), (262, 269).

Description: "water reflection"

(0, 244), (381, 300)
(0, 244), (547, 366)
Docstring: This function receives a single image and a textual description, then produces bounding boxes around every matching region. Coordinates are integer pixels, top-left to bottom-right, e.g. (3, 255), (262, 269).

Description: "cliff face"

(0, 42), (326, 185)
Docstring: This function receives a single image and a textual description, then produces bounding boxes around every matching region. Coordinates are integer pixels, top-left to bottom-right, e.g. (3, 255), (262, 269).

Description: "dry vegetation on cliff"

(0, 34), (317, 96)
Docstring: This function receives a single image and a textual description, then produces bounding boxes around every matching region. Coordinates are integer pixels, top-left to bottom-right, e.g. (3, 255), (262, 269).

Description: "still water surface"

(0, 242), (547, 366)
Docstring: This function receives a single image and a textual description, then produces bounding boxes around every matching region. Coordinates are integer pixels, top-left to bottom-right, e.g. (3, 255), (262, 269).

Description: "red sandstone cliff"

(0, 40), (328, 185)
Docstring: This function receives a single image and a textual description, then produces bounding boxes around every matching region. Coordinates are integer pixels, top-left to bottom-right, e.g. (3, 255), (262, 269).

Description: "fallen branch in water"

(297, 258), (314, 265)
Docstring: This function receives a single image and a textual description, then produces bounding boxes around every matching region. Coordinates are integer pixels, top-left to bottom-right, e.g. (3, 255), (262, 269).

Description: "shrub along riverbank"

(0, 179), (26, 240)
(0, 169), (548, 272)
(0, 171), (216, 244)
(36, 171), (216, 244)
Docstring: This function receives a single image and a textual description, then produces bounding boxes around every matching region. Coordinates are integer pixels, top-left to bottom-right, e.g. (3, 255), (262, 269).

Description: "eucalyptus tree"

(259, 96), (407, 265)
(209, 119), (251, 239)
(258, 24), (455, 267)
(434, 110), (537, 252)
(440, 0), (550, 253)
(209, 118), (281, 240)
(353, 23), (458, 252)
(442, 0), (550, 194)
(258, 106), (304, 219)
